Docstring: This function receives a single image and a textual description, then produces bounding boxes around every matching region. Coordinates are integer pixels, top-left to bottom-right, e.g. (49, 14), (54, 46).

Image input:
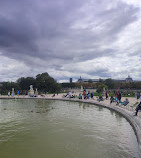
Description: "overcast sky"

(0, 0), (141, 82)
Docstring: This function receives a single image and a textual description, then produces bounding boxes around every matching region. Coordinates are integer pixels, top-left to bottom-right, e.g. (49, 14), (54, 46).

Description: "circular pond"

(0, 99), (139, 158)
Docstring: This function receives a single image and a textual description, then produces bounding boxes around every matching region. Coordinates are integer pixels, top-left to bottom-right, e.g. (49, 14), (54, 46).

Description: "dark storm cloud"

(0, 0), (140, 81)
(0, 0), (91, 67)
(0, 0), (139, 60)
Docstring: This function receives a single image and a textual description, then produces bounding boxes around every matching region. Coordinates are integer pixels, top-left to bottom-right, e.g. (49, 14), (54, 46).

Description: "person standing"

(118, 92), (122, 104)
(105, 91), (109, 100)
(91, 92), (94, 99)
(134, 98), (141, 116)
(17, 91), (19, 96)
(136, 91), (140, 100)
(115, 92), (119, 104)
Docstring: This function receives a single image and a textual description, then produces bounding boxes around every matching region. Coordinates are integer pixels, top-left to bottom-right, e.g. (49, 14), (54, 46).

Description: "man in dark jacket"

(134, 102), (141, 116)
(118, 92), (122, 104)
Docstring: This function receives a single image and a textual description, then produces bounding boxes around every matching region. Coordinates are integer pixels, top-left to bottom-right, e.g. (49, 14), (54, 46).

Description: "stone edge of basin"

(60, 98), (141, 157)
(0, 97), (141, 156)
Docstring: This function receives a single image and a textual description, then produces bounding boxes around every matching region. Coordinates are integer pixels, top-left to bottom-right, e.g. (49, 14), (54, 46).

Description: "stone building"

(125, 75), (133, 82)
(77, 75), (133, 83)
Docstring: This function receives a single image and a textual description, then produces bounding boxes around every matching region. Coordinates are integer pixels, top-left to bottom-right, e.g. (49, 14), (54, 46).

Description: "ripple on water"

(0, 99), (139, 158)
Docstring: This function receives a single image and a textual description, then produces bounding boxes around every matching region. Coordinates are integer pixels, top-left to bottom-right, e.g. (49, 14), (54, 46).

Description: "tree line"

(1, 74), (141, 95)
(0, 72), (61, 95)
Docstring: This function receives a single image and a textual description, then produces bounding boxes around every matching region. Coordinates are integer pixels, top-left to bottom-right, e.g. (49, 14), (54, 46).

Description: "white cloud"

(0, 55), (30, 81)
(122, 0), (141, 7)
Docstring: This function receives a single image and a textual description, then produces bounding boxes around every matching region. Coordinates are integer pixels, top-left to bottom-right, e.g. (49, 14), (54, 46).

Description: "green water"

(0, 99), (139, 158)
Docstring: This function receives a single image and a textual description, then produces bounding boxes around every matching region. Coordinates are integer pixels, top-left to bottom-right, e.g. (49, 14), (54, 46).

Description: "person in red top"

(83, 90), (86, 96)
(115, 92), (119, 104)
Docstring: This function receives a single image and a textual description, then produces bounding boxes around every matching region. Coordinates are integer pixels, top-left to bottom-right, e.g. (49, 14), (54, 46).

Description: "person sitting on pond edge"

(110, 96), (115, 104)
(122, 98), (129, 106)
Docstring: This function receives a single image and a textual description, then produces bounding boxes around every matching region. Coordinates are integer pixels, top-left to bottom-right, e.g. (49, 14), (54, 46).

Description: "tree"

(0, 82), (20, 94)
(17, 77), (36, 90)
(99, 78), (104, 83)
(96, 84), (108, 94)
(61, 83), (76, 88)
(88, 79), (93, 83)
(104, 78), (115, 89)
(36, 72), (61, 93)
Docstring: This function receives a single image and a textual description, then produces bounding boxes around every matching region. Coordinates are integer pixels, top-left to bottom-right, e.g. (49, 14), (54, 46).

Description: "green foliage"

(122, 94), (135, 97)
(96, 84), (108, 94)
(93, 92), (99, 96)
(36, 72), (61, 93)
(2, 73), (141, 95)
(17, 77), (36, 90)
(112, 81), (141, 89)
(0, 72), (61, 94)
(0, 82), (20, 94)
(104, 78), (115, 89)
(99, 78), (104, 83)
(61, 83), (76, 88)
(88, 79), (93, 83)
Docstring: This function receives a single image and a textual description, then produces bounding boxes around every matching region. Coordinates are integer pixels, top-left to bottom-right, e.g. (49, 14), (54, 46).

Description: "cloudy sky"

(0, 0), (141, 82)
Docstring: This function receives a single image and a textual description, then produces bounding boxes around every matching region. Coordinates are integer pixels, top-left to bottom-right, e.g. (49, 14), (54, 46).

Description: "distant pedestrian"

(8, 92), (10, 96)
(17, 91), (19, 96)
(83, 90), (86, 96)
(105, 91), (109, 100)
(87, 92), (90, 99)
(115, 92), (119, 104)
(136, 92), (140, 100)
(79, 93), (82, 99)
(91, 92), (94, 99)
(118, 92), (122, 104)
(84, 94), (87, 100)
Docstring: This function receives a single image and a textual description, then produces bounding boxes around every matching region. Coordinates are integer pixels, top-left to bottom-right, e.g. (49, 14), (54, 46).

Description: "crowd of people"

(63, 90), (141, 117)
(109, 91), (129, 105)
(104, 91), (141, 117)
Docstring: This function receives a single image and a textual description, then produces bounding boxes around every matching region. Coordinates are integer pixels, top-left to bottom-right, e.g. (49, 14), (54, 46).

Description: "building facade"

(77, 76), (133, 83)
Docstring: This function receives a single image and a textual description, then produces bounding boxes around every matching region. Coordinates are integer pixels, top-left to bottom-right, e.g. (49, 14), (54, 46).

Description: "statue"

(11, 88), (14, 97)
(81, 85), (83, 92)
(103, 87), (106, 96)
(35, 88), (38, 97)
(29, 85), (34, 97)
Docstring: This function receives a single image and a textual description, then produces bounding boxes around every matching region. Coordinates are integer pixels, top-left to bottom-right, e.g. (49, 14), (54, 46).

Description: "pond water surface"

(0, 99), (139, 158)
